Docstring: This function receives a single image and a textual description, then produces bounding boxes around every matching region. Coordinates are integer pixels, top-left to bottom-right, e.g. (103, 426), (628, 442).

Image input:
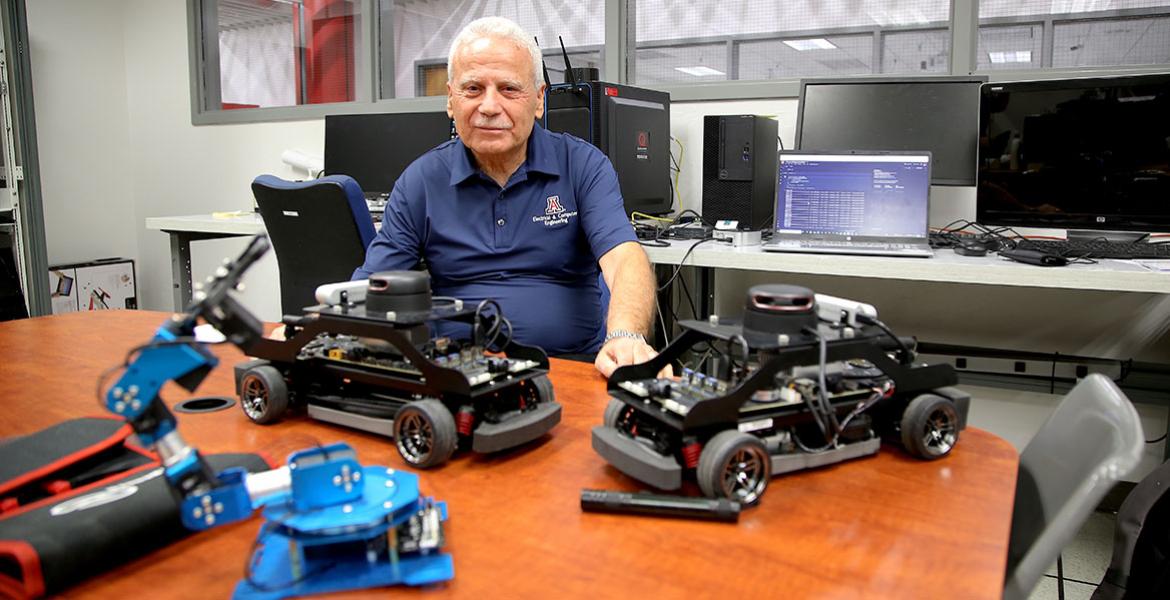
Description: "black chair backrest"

(1092, 458), (1170, 599)
(251, 175), (374, 314)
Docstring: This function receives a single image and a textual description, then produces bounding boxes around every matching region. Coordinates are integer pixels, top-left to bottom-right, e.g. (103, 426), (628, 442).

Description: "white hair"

(447, 16), (543, 88)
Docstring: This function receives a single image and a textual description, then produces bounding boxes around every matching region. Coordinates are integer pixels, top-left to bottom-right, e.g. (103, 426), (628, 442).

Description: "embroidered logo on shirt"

(532, 194), (577, 227)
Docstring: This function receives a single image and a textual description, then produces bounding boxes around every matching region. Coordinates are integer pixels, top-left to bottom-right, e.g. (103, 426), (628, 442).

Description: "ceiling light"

(673, 66), (725, 77)
(989, 50), (1032, 64)
(783, 38), (837, 51)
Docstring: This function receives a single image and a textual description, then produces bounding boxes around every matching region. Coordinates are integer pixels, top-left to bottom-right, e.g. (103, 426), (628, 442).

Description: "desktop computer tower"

(544, 72), (672, 215)
(701, 115), (778, 229)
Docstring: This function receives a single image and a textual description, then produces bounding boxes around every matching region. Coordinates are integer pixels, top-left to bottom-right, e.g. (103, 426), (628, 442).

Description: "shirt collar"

(448, 123), (559, 186)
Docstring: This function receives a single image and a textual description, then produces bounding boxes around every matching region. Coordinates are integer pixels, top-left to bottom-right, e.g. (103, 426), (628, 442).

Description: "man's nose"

(478, 87), (502, 114)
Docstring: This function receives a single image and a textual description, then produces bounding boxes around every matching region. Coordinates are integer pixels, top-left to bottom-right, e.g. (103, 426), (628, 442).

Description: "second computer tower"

(545, 77), (672, 216)
(701, 115), (778, 229)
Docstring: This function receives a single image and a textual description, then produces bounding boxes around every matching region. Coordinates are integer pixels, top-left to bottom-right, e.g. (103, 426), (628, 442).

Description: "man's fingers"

(595, 339), (674, 379)
(595, 347), (619, 378)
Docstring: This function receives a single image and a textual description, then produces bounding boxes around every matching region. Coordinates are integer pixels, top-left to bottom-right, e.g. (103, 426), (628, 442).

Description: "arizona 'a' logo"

(545, 195), (564, 215)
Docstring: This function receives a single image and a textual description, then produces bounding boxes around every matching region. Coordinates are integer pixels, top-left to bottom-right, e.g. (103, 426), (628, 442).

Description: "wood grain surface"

(0, 311), (1018, 599)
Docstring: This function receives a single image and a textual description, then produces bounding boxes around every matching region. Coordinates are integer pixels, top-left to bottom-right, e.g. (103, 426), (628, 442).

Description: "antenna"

(533, 36), (551, 88)
(558, 36), (576, 86)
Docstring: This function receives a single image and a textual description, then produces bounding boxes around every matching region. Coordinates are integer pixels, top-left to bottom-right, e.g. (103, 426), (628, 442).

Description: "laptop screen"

(774, 153), (932, 238)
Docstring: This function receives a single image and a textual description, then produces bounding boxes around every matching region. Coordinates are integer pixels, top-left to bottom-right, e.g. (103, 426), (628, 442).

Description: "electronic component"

(324, 112), (455, 204)
(99, 235), (454, 596)
(712, 229), (762, 247)
(594, 284), (969, 506)
(797, 76), (985, 186)
(544, 45), (671, 216)
(977, 73), (1170, 235)
(236, 269), (561, 469)
(999, 248), (1069, 267)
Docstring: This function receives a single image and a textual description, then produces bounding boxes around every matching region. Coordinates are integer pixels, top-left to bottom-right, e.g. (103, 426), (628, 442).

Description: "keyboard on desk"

(1017, 239), (1170, 259)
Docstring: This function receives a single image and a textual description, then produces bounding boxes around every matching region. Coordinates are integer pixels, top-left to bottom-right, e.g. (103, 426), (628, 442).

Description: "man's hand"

(595, 336), (659, 378)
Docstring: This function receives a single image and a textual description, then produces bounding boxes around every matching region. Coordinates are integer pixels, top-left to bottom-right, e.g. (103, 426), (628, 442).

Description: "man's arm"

(353, 178), (423, 279)
(595, 241), (658, 377)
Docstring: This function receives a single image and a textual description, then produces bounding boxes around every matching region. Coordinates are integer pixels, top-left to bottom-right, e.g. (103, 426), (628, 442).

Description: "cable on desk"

(654, 296), (670, 347)
(657, 238), (719, 293)
(677, 265), (699, 322)
(931, 220), (1104, 265)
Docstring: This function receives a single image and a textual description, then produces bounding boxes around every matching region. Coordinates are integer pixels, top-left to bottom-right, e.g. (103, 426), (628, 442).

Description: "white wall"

(27, 1), (137, 267)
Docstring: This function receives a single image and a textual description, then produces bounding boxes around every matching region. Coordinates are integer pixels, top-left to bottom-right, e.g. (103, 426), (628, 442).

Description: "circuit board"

(298, 334), (540, 387)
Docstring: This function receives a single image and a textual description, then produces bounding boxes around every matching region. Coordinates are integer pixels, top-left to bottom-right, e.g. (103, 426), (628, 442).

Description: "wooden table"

(0, 311), (1019, 599)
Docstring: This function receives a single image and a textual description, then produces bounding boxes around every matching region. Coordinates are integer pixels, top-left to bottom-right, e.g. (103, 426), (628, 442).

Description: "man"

(354, 16), (658, 378)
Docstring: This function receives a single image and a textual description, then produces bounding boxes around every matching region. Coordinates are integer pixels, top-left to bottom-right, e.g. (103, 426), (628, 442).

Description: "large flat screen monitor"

(977, 74), (1170, 233)
(324, 111), (454, 198)
(796, 76), (985, 186)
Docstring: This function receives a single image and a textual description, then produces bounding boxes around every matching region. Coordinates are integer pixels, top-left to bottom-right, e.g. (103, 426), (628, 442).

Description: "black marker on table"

(580, 489), (741, 523)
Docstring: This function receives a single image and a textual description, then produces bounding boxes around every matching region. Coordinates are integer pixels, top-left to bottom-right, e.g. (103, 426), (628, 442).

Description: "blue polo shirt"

(354, 124), (636, 355)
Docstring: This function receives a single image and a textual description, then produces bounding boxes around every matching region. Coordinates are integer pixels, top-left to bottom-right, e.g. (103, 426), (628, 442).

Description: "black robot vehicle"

(233, 271), (561, 468)
(591, 284), (969, 505)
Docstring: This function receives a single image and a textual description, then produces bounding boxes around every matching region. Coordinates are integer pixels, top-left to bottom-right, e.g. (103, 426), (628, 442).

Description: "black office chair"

(251, 174), (376, 314)
(1092, 458), (1170, 599)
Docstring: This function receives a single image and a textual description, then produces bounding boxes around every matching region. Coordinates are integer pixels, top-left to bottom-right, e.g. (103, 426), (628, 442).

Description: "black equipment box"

(702, 115), (778, 229)
(545, 76), (672, 216)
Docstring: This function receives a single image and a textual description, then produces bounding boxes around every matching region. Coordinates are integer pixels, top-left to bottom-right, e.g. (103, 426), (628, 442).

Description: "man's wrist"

(603, 329), (646, 345)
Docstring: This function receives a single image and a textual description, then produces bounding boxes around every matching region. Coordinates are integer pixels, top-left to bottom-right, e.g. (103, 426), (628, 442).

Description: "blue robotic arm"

(104, 234), (268, 520)
(99, 235), (453, 597)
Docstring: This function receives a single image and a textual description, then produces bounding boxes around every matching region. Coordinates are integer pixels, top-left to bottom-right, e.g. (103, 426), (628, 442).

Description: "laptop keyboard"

(765, 238), (933, 257)
(796, 241), (917, 249)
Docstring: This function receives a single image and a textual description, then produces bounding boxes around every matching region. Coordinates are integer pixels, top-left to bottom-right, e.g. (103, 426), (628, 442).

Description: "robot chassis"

(102, 235), (453, 599)
(592, 284), (970, 505)
(232, 269), (562, 469)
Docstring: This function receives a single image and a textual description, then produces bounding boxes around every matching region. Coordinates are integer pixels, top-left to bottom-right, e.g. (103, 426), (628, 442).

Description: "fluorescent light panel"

(783, 38), (837, 51)
(989, 50), (1032, 63)
(673, 66), (725, 76)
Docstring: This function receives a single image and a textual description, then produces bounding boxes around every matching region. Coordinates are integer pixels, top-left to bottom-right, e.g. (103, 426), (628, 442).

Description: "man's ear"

(534, 83), (547, 119)
(446, 82), (455, 119)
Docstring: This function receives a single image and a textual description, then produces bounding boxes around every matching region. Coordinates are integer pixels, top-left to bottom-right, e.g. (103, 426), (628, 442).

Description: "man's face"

(447, 36), (546, 162)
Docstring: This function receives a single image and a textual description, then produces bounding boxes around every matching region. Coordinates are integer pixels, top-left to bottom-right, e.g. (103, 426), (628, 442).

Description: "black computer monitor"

(976, 73), (1170, 233)
(795, 76), (985, 186)
(324, 111), (454, 198)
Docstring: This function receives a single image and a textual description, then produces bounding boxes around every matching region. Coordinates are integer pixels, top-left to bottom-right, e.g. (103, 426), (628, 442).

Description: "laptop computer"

(762, 151), (934, 258)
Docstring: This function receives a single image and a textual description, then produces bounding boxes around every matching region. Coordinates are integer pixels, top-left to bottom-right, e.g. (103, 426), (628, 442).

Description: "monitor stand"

(1066, 229), (1149, 243)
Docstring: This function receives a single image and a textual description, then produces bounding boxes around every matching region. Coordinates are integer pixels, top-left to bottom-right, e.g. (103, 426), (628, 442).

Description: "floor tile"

(1027, 576), (1098, 600)
(1043, 511), (1115, 584)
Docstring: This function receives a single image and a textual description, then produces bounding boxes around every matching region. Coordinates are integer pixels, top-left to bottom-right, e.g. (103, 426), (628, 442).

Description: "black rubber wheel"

(603, 398), (627, 428)
(238, 365), (288, 425)
(900, 394), (960, 460)
(393, 399), (457, 468)
(524, 375), (555, 408)
(697, 430), (771, 505)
